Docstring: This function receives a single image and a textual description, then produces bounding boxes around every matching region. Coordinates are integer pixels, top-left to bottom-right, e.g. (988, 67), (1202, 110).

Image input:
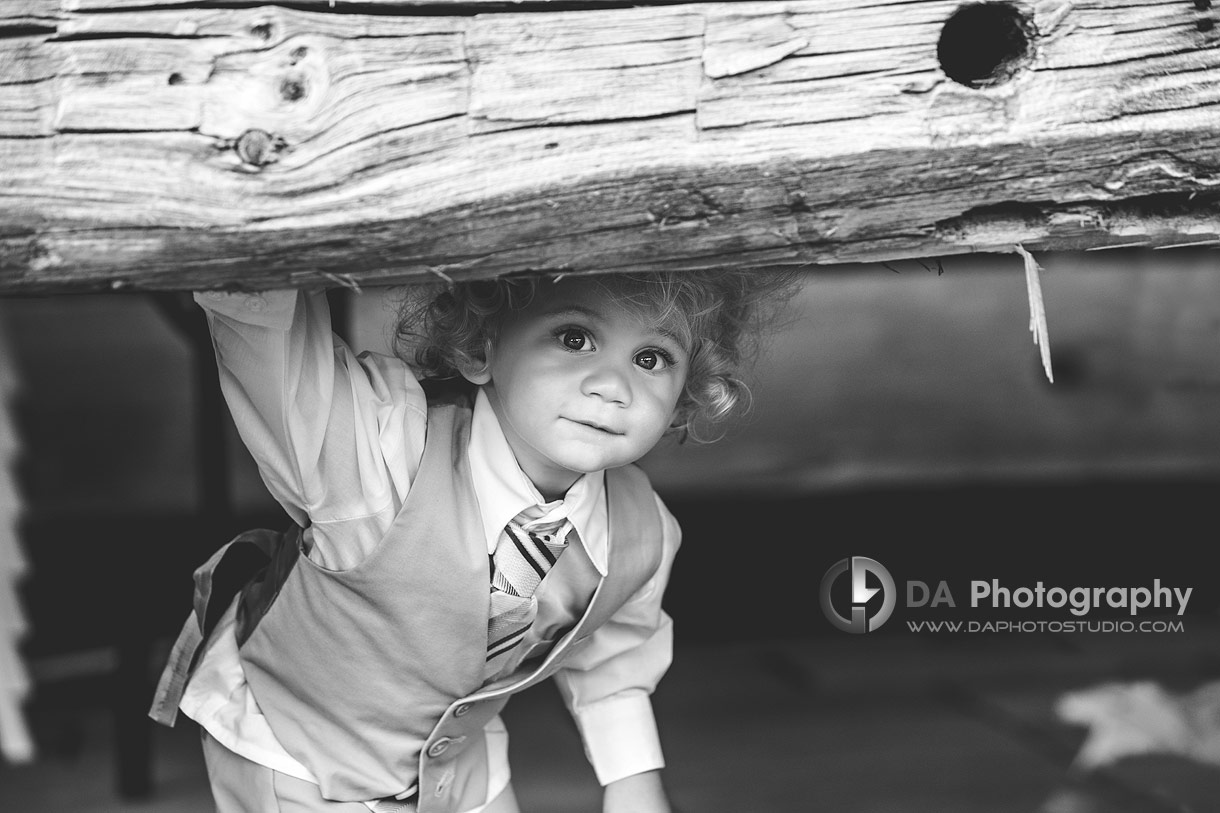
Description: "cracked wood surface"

(2, 0), (1219, 293)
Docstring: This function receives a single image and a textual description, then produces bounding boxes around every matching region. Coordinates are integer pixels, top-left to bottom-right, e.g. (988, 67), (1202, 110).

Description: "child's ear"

(456, 343), (493, 386)
(459, 364), (491, 386)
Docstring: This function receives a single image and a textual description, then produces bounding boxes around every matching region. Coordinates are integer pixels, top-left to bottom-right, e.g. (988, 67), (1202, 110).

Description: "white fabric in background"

(0, 315), (33, 764)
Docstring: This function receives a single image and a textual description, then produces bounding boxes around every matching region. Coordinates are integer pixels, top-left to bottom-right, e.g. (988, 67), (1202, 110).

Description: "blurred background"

(0, 247), (1218, 811)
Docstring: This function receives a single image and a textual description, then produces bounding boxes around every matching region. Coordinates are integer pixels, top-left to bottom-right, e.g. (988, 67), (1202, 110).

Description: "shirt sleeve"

(550, 492), (682, 786)
(193, 289), (427, 569)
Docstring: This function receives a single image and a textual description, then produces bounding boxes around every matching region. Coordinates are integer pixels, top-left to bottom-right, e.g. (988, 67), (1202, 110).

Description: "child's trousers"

(201, 731), (521, 813)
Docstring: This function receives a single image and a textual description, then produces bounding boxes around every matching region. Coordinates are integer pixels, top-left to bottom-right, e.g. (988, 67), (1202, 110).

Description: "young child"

(150, 270), (794, 813)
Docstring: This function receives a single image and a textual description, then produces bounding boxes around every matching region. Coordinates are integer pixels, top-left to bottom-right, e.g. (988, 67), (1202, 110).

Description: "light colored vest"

(155, 384), (665, 813)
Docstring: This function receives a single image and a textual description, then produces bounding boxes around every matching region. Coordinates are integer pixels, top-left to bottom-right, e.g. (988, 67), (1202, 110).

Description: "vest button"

(454, 703), (472, 717)
(427, 738), (452, 758)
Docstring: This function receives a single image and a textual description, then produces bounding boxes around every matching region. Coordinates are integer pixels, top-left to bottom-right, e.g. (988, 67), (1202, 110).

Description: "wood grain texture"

(2, 0), (1218, 292)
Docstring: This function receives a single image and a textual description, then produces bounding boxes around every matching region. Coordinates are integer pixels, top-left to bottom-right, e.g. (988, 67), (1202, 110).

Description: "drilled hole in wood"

(1196, 0), (1212, 11)
(168, 72), (183, 86)
(937, 3), (1036, 89)
(1198, 17), (1215, 31)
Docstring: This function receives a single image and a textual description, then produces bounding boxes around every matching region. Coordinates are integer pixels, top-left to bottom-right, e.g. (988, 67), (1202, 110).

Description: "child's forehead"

(518, 277), (691, 339)
(526, 277), (669, 319)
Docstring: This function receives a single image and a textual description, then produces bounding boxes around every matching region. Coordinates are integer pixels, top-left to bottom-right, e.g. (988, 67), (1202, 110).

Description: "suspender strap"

(147, 527), (295, 726)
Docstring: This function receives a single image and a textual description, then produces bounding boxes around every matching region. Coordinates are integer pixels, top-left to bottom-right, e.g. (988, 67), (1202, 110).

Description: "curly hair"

(393, 270), (800, 443)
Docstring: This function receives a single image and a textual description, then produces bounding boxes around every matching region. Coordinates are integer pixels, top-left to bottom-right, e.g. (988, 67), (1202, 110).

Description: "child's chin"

(554, 450), (631, 476)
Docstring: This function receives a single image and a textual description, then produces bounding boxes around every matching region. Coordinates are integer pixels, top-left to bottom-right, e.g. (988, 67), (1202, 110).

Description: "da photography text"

(911, 579), (1192, 617)
(819, 557), (1194, 635)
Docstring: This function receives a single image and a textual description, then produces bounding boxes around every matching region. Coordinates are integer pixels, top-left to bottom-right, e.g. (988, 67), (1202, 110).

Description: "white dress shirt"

(180, 289), (681, 808)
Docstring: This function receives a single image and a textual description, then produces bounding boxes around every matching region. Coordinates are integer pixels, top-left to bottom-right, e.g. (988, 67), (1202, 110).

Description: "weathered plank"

(2, 0), (1218, 293)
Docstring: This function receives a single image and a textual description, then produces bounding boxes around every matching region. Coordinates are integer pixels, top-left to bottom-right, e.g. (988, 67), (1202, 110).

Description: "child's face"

(468, 278), (690, 500)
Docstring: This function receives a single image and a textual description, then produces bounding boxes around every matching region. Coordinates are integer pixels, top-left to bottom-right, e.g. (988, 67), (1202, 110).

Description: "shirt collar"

(467, 388), (608, 575)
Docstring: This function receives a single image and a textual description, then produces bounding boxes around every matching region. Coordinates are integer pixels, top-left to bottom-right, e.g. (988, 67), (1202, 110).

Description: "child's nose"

(581, 362), (631, 405)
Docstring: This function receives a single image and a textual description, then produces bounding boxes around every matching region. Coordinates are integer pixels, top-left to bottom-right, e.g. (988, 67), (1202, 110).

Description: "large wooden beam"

(2, 0), (1218, 293)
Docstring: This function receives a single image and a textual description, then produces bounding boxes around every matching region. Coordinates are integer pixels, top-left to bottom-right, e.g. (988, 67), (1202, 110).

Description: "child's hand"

(603, 769), (672, 813)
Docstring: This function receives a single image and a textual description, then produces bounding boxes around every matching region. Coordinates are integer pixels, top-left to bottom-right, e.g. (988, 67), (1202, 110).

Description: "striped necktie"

(485, 515), (572, 679)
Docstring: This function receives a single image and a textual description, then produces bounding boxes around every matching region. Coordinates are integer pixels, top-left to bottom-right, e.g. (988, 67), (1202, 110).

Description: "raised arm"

(194, 290), (426, 568)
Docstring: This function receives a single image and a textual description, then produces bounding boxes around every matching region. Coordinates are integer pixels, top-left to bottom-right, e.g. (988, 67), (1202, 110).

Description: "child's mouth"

(568, 418), (623, 436)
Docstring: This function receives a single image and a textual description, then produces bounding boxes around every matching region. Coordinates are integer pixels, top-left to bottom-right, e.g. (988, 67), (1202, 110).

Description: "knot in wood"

(280, 77), (306, 102)
(235, 129), (280, 168)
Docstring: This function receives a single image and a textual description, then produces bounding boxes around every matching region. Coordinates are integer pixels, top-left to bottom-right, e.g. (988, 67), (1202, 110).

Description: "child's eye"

(634, 349), (674, 371)
(558, 328), (590, 351)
